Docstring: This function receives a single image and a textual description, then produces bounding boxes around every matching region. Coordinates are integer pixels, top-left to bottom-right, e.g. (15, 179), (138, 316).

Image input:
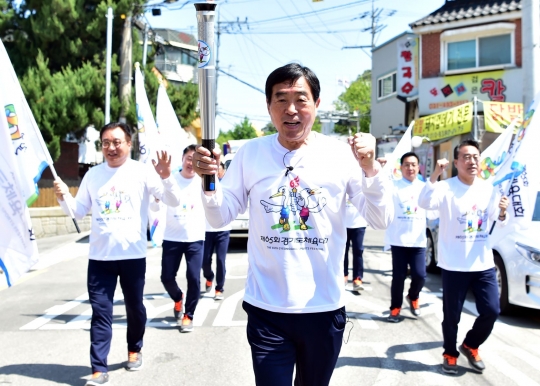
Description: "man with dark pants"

(54, 122), (181, 386)
(159, 145), (206, 333)
(419, 140), (509, 375)
(202, 222), (231, 300)
(383, 152), (435, 322)
(343, 196), (367, 291)
(194, 63), (392, 385)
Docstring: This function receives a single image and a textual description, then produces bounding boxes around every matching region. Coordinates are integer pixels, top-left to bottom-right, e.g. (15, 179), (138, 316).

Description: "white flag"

(382, 121), (413, 180)
(478, 118), (516, 184)
(0, 92), (39, 287)
(134, 65), (160, 164)
(0, 40), (53, 206)
(156, 83), (192, 170)
(491, 93), (540, 231)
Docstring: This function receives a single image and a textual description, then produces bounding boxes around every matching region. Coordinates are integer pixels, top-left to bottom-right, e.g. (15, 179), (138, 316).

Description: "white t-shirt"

(384, 178), (434, 249)
(205, 219), (232, 232)
(163, 172), (206, 242)
(59, 159), (181, 260)
(345, 197), (367, 229)
(201, 133), (393, 313)
(418, 176), (506, 272)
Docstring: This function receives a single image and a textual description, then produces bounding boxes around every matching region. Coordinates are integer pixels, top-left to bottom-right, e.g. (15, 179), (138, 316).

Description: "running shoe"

(205, 280), (213, 293)
(459, 343), (485, 373)
(387, 308), (401, 323)
(352, 278), (364, 291)
(180, 315), (194, 333)
(85, 372), (109, 385)
(214, 290), (224, 300)
(442, 354), (458, 375)
(126, 351), (143, 371)
(173, 296), (183, 321)
(407, 295), (421, 317)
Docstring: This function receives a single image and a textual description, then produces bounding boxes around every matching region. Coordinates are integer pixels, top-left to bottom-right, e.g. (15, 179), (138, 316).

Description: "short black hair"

(183, 144), (197, 156)
(454, 139), (480, 159)
(265, 63), (320, 103)
(400, 152), (420, 165)
(100, 122), (133, 141)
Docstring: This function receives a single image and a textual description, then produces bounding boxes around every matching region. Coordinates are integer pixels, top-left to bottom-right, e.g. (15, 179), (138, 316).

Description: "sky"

(144, 0), (445, 134)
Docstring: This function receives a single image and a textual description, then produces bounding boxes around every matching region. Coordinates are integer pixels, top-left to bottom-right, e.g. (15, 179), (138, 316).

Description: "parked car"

(425, 190), (540, 313)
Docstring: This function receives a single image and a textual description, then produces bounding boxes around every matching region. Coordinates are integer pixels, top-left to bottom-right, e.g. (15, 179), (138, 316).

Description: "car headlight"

(516, 242), (540, 265)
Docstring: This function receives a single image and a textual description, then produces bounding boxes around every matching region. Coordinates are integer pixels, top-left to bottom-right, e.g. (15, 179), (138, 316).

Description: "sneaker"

(205, 280), (213, 293)
(173, 296), (183, 320)
(459, 343), (485, 373)
(407, 295), (421, 317)
(352, 278), (364, 291)
(85, 372), (110, 386)
(214, 290), (224, 300)
(442, 354), (458, 375)
(126, 351), (143, 371)
(387, 308), (401, 323)
(180, 315), (194, 333)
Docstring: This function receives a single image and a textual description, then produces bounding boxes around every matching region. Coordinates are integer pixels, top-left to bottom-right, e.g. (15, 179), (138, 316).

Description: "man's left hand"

(499, 195), (509, 216)
(152, 150), (172, 179)
(348, 133), (378, 177)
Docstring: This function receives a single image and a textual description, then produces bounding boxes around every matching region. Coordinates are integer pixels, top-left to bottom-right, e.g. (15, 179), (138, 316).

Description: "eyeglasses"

(101, 140), (126, 149)
(460, 154), (480, 162)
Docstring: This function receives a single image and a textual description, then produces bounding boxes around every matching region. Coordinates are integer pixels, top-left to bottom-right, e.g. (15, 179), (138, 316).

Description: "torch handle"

(202, 138), (216, 191)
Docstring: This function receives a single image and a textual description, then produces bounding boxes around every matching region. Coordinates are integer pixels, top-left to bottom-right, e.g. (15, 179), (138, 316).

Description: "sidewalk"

(36, 231), (90, 254)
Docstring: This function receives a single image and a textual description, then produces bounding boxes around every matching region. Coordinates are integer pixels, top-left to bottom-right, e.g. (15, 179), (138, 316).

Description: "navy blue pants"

(343, 227), (366, 279)
(390, 246), (426, 310)
(202, 230), (230, 292)
(161, 240), (203, 319)
(87, 258), (146, 373)
(441, 268), (500, 357)
(242, 301), (346, 386)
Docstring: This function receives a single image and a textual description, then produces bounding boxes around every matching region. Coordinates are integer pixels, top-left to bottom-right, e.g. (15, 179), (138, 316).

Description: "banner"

(134, 65), (159, 164)
(397, 37), (419, 98)
(478, 119), (516, 182)
(382, 121), (413, 180)
(413, 102), (473, 141)
(490, 93), (540, 233)
(0, 92), (39, 287)
(482, 101), (523, 133)
(0, 40), (53, 206)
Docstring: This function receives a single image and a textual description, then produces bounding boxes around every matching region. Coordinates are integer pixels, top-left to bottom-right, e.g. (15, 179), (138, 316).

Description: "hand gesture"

(498, 195), (509, 218)
(53, 177), (69, 201)
(430, 158), (449, 183)
(152, 150), (172, 179)
(193, 144), (221, 178)
(377, 157), (387, 167)
(348, 133), (377, 176)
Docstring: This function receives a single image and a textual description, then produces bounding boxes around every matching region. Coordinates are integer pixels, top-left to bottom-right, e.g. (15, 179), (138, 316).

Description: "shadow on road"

(0, 362), (123, 385)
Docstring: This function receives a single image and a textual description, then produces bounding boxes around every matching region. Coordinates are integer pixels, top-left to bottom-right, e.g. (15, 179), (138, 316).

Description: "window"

(441, 23), (515, 73)
(377, 72), (396, 99)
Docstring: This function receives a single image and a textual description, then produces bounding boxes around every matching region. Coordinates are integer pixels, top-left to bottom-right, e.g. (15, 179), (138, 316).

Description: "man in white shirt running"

(383, 152), (436, 323)
(193, 63), (393, 386)
(419, 139), (509, 375)
(159, 144), (206, 333)
(343, 197), (367, 291)
(54, 122), (181, 386)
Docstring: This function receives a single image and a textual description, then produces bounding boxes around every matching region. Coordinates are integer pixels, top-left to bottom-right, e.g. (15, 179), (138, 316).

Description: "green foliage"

(217, 117), (258, 146)
(334, 70), (371, 134)
(261, 121), (277, 135)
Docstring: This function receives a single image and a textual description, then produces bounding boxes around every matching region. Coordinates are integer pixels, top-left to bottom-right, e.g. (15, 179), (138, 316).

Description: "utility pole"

(105, 7), (113, 125)
(142, 23), (149, 68)
(119, 13), (133, 123)
(522, 0), (540, 108)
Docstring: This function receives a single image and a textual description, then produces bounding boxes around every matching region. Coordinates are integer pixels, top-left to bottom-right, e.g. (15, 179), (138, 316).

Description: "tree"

(334, 70), (371, 135)
(217, 117), (258, 147)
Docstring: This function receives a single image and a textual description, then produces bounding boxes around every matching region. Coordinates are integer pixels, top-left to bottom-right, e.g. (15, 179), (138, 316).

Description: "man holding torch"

(193, 60), (393, 385)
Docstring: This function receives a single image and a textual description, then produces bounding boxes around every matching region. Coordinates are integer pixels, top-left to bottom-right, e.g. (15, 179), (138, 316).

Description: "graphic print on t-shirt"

(96, 185), (131, 215)
(458, 204), (488, 233)
(401, 195), (418, 216)
(259, 175), (327, 233)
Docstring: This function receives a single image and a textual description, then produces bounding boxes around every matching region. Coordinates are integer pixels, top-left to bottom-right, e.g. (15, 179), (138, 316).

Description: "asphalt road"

(1, 230), (540, 385)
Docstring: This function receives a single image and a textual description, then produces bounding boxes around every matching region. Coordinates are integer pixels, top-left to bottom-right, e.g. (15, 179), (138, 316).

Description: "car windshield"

(533, 192), (540, 221)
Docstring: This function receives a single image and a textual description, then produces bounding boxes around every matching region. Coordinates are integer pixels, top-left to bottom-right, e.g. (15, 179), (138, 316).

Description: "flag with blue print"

(0, 40), (53, 206)
(0, 91), (39, 287)
(478, 118), (516, 184)
(134, 64), (160, 164)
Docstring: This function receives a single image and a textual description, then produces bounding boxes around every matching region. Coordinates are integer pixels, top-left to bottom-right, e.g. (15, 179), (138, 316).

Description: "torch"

(195, 2), (217, 191)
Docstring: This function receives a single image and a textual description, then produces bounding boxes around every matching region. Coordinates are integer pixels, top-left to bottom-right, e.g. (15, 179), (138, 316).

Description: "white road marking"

(20, 293), (89, 330)
(213, 289), (246, 326)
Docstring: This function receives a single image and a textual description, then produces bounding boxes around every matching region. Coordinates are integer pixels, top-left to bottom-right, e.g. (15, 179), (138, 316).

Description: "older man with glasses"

(54, 122), (181, 386)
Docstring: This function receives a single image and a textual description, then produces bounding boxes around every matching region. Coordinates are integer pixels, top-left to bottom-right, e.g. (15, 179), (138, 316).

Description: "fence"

(30, 187), (79, 208)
